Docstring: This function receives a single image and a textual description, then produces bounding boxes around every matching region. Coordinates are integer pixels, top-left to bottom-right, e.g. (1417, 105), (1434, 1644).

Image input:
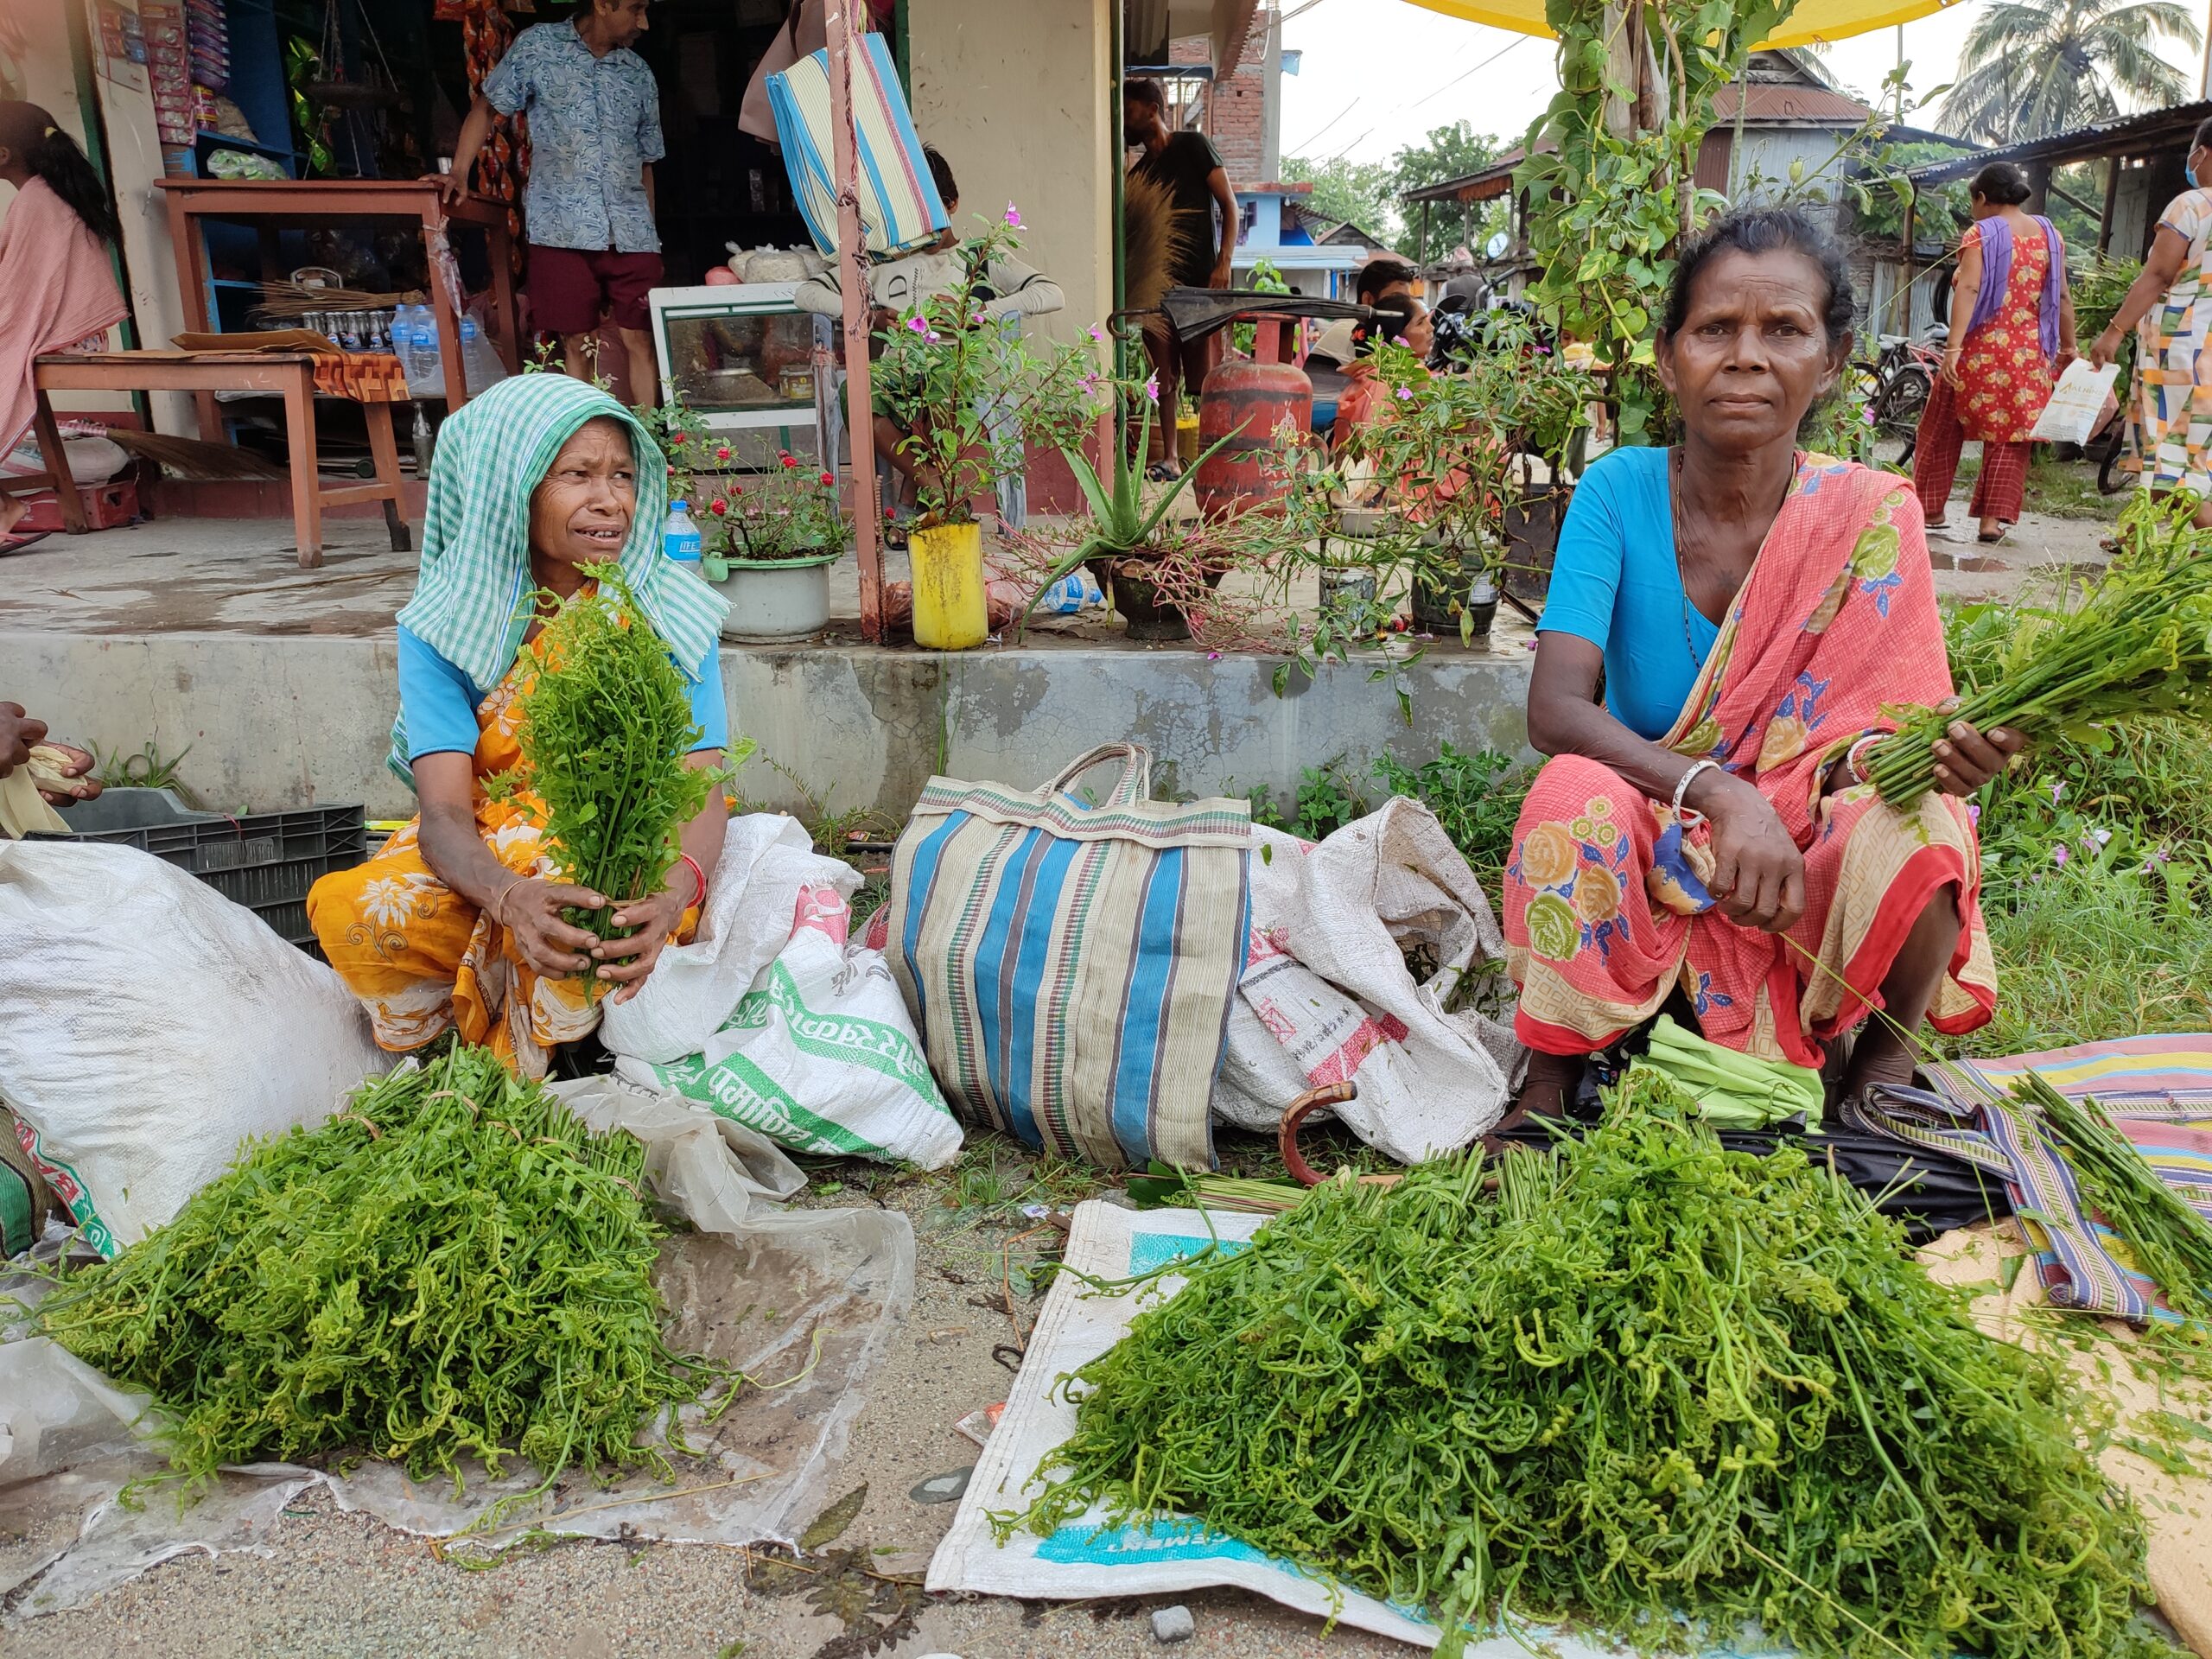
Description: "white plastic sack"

(601, 813), (861, 1064)
(0, 842), (384, 1254)
(1211, 798), (1520, 1161)
(620, 890), (961, 1169)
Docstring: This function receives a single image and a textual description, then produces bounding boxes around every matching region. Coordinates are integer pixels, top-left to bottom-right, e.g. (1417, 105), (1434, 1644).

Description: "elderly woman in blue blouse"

(309, 375), (729, 1077)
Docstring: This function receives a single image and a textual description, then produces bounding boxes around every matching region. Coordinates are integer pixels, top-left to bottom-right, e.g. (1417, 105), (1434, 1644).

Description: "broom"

(1122, 169), (1196, 317)
(101, 429), (288, 482)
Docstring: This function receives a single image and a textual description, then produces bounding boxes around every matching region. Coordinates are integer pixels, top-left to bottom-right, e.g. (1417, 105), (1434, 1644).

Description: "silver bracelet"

(1671, 758), (1720, 820)
(1845, 733), (1885, 787)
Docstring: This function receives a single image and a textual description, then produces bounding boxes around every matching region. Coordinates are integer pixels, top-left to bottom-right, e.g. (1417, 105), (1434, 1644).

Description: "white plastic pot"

(710, 550), (840, 643)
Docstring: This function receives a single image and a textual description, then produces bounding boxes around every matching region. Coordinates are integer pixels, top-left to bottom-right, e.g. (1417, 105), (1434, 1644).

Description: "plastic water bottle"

(664, 500), (702, 566)
(458, 315), (507, 395)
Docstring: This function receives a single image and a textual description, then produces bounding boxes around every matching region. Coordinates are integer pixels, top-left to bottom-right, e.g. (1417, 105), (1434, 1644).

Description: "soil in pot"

(1103, 556), (1225, 643)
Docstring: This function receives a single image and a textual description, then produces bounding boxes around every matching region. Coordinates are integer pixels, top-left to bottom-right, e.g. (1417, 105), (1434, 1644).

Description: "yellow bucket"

(908, 519), (988, 650)
(1176, 413), (1200, 466)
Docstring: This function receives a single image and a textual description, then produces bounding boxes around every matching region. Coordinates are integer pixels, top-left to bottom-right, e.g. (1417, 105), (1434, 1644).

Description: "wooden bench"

(11, 351), (410, 570)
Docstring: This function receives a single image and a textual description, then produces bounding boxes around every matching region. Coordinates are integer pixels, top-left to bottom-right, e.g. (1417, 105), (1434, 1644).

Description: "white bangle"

(1845, 733), (1885, 787)
(1672, 759), (1720, 821)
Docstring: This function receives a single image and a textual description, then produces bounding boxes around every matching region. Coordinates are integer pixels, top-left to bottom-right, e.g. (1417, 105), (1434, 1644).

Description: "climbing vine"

(1514, 0), (1799, 441)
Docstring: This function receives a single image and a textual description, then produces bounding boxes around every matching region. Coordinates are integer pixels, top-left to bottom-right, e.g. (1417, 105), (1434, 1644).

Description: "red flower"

(670, 431), (687, 446)
(818, 471), (835, 486)
(715, 445), (732, 461)
(666, 465), (676, 476)
(730, 484), (744, 498)
(779, 453), (798, 469)
(709, 498), (728, 515)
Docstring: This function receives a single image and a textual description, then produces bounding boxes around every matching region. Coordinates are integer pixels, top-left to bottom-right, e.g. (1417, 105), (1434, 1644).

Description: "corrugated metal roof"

(1906, 99), (2212, 183)
(1712, 82), (1872, 123)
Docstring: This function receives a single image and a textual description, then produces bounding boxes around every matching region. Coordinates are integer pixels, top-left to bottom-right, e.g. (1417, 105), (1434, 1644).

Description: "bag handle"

(1044, 743), (1153, 808)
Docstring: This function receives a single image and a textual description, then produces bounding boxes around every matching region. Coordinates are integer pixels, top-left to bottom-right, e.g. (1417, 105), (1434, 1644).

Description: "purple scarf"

(1967, 215), (2065, 358)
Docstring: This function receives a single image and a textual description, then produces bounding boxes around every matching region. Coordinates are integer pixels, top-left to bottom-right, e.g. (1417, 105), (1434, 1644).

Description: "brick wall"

(1166, 8), (1271, 181)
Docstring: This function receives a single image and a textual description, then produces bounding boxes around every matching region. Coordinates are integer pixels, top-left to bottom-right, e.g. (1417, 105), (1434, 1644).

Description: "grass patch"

(1964, 869), (2212, 1057)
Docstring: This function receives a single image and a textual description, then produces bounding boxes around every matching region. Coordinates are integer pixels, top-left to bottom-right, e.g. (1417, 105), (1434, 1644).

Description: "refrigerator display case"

(647, 281), (836, 467)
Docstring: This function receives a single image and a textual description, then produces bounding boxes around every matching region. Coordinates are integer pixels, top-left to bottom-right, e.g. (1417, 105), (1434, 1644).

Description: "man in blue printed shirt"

(437, 0), (665, 407)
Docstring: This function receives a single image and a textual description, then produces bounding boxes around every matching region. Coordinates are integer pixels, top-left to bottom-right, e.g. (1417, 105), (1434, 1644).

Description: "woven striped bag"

(765, 35), (948, 260)
(887, 745), (1250, 1169)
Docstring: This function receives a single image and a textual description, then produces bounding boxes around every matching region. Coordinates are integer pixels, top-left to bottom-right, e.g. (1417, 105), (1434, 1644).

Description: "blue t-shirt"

(397, 626), (728, 762)
(1537, 446), (1718, 741)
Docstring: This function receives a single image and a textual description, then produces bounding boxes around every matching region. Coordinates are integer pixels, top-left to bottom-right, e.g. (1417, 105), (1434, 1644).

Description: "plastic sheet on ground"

(2, 1076), (912, 1619)
(929, 1199), (1790, 1657)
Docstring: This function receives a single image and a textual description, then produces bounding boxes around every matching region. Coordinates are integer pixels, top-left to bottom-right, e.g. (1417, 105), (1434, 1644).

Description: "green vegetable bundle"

(26, 1047), (721, 1508)
(1870, 491), (2212, 807)
(1007, 1076), (2162, 1659)
(2019, 1071), (2212, 1328)
(515, 564), (715, 966)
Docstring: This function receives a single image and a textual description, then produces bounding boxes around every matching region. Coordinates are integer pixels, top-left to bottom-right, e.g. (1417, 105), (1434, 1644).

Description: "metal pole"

(825, 0), (883, 644)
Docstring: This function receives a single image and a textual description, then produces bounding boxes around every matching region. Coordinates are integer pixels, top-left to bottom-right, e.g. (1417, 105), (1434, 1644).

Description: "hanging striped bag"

(886, 745), (1250, 1169)
(764, 34), (949, 260)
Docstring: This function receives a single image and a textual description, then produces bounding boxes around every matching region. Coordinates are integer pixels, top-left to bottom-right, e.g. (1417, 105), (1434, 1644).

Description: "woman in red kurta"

(1911, 162), (2075, 543)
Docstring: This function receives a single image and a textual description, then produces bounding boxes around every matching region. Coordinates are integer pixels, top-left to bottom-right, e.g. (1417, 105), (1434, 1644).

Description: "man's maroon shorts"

(528, 245), (664, 335)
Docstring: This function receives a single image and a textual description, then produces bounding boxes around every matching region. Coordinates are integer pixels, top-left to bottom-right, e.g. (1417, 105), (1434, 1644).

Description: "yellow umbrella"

(1400, 0), (1966, 50)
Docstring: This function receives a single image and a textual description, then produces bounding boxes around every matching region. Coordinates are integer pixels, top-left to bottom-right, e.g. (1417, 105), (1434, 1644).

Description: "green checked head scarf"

(388, 373), (727, 786)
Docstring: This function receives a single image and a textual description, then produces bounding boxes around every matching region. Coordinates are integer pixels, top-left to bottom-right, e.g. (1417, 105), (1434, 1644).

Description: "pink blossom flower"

(2049, 779), (2065, 806)
(1144, 372), (1160, 403)
(1395, 387), (1414, 401)
(1004, 202), (1023, 228)
(907, 315), (930, 334)
(1087, 323), (1104, 343)
(2052, 844), (2069, 867)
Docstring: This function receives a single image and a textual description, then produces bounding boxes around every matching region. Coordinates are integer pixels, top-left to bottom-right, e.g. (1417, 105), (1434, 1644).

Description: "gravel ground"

(3, 1150), (1411, 1659)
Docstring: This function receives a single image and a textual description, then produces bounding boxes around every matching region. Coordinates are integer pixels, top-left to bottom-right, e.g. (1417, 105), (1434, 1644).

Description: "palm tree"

(1939, 0), (2201, 144)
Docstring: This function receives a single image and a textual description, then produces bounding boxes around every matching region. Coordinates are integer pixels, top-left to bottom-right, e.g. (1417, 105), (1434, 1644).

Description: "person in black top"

(1125, 77), (1237, 478)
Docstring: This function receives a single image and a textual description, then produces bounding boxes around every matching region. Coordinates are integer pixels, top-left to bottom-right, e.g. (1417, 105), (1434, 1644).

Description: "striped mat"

(1910, 1037), (2212, 1323)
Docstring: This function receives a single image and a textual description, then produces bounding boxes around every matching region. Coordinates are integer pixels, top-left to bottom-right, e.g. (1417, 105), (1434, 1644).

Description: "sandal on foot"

(0, 531), (51, 556)
(1144, 462), (1181, 483)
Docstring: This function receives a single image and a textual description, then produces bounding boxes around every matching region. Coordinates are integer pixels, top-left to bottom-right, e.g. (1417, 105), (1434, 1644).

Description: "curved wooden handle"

(1278, 1082), (1357, 1187)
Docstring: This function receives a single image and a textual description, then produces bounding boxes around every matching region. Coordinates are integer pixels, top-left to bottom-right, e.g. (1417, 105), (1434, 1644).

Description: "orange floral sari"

(1503, 455), (1998, 1068)
(307, 627), (698, 1078)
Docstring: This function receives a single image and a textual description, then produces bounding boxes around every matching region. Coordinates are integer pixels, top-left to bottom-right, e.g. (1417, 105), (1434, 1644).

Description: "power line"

(1412, 32), (1531, 108)
(1287, 96), (1362, 154)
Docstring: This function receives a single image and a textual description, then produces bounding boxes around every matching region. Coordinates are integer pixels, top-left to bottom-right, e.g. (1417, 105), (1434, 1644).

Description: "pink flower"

(2052, 844), (2069, 867)
(1004, 202), (1023, 228)
(2049, 779), (2065, 806)
(1144, 372), (1160, 403)
(1395, 387), (1414, 401)
(1087, 323), (1104, 343)
(907, 315), (930, 334)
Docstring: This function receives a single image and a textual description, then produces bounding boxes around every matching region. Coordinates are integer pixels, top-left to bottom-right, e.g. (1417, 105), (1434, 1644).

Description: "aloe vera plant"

(1014, 391), (1238, 639)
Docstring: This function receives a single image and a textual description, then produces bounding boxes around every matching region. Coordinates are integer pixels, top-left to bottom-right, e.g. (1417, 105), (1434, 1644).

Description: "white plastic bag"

(1211, 798), (1520, 1160)
(601, 814), (860, 1064)
(620, 903), (962, 1170)
(0, 842), (385, 1254)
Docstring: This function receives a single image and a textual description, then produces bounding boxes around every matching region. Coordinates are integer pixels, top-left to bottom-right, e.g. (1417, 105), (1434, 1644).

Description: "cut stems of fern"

(1866, 492), (2212, 807)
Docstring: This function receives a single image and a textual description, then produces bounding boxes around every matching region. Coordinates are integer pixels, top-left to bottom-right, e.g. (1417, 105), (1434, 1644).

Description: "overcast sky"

(1278, 0), (2209, 168)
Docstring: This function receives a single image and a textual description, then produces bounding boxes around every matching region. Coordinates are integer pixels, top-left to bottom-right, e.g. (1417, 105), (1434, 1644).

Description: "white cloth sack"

(619, 890), (962, 1169)
(931, 1199), (1774, 1657)
(601, 813), (861, 1064)
(1211, 798), (1519, 1161)
(0, 842), (384, 1255)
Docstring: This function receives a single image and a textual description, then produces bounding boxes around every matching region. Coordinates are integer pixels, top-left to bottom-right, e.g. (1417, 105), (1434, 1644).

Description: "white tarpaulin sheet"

(2, 1077), (912, 1620)
(929, 1199), (1793, 1658)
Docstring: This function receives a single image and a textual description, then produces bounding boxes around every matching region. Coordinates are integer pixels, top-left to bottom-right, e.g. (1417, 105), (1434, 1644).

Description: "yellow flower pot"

(909, 519), (988, 650)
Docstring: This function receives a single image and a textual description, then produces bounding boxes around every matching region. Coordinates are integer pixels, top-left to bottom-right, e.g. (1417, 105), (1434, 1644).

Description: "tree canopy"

(1938, 0), (2200, 143)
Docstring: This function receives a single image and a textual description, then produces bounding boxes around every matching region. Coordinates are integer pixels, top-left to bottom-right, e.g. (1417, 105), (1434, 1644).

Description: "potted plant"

(699, 452), (850, 642)
(1019, 385), (1237, 642)
(869, 210), (1104, 649)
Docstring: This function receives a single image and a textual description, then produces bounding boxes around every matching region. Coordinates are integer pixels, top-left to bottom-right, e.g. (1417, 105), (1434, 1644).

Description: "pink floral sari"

(1503, 454), (1998, 1068)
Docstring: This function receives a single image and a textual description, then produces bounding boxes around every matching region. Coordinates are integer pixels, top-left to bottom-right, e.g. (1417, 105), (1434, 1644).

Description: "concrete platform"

(0, 519), (1537, 820)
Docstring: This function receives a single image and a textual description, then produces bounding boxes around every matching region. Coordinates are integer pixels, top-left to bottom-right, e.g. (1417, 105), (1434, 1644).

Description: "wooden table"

(30, 352), (410, 570)
(152, 178), (522, 436)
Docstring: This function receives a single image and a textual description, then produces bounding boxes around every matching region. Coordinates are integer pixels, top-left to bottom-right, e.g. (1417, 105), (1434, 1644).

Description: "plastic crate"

(35, 804), (366, 954)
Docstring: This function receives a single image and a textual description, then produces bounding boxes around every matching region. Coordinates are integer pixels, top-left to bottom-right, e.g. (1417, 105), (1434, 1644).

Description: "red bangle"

(678, 852), (708, 909)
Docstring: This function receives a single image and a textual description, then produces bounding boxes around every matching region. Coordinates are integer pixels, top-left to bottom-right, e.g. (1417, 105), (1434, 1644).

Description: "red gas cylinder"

(1194, 357), (1311, 520)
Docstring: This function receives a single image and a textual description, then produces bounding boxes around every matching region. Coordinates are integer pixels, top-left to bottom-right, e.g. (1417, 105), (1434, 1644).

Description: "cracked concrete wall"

(6, 635), (1532, 821)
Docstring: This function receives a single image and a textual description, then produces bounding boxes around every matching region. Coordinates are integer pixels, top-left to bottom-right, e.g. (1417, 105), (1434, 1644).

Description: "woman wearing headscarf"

(1910, 162), (2075, 545)
(0, 102), (128, 554)
(2091, 116), (2212, 524)
(308, 375), (730, 1077)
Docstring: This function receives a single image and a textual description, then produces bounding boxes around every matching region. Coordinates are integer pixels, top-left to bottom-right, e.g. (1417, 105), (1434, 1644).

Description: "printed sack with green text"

(620, 885), (961, 1170)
